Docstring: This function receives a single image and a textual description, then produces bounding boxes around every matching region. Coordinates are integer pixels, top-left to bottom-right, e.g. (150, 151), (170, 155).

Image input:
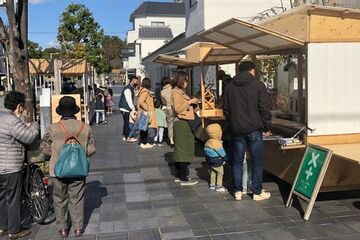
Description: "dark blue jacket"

(118, 84), (135, 112)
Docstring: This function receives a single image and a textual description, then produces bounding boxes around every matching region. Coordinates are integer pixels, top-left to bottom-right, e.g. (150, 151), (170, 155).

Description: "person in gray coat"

(0, 91), (39, 240)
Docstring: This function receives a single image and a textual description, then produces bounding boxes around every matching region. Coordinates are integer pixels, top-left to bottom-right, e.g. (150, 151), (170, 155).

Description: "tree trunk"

(4, 0), (34, 122)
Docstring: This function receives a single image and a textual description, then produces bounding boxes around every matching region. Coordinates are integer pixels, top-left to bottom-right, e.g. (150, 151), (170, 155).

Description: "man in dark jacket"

(118, 76), (138, 141)
(0, 91), (39, 239)
(223, 61), (272, 202)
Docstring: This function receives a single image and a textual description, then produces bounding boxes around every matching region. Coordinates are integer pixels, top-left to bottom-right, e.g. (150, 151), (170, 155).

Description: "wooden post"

(201, 64), (205, 128)
(54, 59), (61, 94)
(235, 62), (239, 75)
(297, 51), (304, 122)
(215, 63), (220, 99)
(250, 54), (257, 63)
(186, 66), (191, 96)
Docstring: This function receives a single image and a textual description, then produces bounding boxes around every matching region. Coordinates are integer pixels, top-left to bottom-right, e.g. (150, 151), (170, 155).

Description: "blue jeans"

(232, 130), (264, 195)
(128, 123), (136, 138)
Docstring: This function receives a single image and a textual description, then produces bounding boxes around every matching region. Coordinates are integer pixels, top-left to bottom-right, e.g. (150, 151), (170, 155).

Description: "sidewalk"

(30, 94), (360, 240)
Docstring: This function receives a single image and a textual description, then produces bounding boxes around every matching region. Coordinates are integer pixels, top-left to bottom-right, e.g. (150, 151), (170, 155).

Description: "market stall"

(198, 5), (360, 191)
(60, 59), (95, 124)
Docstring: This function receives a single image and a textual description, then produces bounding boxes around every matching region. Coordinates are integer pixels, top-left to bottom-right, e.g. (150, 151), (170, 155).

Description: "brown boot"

(8, 229), (31, 240)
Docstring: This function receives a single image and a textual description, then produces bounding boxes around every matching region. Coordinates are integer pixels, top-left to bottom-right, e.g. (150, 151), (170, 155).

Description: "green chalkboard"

(294, 146), (329, 198)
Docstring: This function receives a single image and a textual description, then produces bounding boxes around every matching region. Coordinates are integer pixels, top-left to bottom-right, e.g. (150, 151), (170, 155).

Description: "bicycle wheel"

(28, 166), (49, 224)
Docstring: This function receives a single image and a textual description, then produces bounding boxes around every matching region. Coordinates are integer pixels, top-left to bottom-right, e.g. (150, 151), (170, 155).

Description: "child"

(95, 93), (107, 125)
(127, 109), (138, 143)
(204, 124), (227, 192)
(153, 101), (167, 146)
(106, 88), (114, 114)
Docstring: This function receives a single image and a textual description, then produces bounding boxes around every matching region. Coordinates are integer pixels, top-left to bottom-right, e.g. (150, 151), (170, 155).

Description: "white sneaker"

(122, 137), (126, 141)
(145, 143), (154, 148)
(180, 180), (198, 186)
(175, 177), (191, 183)
(253, 190), (271, 201)
(234, 191), (242, 201)
(140, 143), (153, 149)
(216, 186), (228, 192)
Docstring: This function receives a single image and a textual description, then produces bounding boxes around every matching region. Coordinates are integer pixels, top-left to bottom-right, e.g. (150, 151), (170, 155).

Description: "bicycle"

(21, 160), (53, 226)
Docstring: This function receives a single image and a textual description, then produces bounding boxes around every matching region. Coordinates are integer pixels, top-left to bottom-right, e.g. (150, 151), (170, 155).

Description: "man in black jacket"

(223, 61), (272, 201)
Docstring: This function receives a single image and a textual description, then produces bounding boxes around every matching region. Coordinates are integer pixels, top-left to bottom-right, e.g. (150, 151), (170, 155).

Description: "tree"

(0, 0), (34, 121)
(102, 35), (125, 65)
(43, 47), (61, 59)
(57, 4), (109, 74)
(28, 40), (43, 59)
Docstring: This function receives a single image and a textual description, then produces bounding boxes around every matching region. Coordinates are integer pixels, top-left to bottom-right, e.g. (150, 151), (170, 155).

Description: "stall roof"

(152, 42), (244, 66)
(29, 59), (54, 75)
(199, 18), (304, 55)
(61, 59), (91, 77)
(153, 54), (198, 66)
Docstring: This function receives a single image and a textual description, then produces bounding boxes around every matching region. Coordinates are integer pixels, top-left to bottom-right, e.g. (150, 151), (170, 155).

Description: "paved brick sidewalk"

(27, 88), (360, 240)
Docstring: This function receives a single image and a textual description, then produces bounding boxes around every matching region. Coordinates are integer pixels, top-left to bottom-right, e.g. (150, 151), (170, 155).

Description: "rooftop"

(130, 1), (185, 22)
(139, 26), (173, 39)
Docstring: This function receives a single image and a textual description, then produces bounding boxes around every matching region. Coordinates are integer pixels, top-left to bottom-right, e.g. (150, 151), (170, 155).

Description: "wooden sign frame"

(286, 144), (332, 220)
(51, 94), (82, 123)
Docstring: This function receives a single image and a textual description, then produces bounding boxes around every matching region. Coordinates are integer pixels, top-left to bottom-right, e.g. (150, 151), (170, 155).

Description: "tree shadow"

(84, 181), (108, 226)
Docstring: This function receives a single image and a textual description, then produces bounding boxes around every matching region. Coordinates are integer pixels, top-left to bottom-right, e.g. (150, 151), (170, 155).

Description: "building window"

(190, 0), (197, 7)
(151, 21), (165, 26)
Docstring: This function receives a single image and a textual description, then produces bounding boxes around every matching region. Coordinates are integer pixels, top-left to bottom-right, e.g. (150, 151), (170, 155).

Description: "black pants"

(0, 172), (22, 234)
(140, 130), (148, 144)
(174, 162), (189, 181)
(121, 111), (130, 138)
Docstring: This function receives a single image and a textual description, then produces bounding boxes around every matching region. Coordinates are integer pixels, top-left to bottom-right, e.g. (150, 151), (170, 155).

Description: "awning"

(61, 59), (92, 77)
(202, 47), (244, 65)
(199, 18), (304, 55)
(153, 44), (244, 66)
(153, 54), (199, 66)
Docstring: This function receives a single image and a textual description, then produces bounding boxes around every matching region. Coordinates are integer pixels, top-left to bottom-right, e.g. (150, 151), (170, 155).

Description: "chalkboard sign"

(286, 144), (332, 220)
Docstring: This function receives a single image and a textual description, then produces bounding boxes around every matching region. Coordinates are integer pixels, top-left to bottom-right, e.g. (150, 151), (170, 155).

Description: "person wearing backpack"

(40, 96), (96, 238)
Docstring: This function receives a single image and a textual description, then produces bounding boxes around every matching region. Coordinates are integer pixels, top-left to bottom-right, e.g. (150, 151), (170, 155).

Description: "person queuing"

(119, 76), (139, 142)
(0, 91), (39, 240)
(153, 100), (167, 147)
(40, 96), (96, 238)
(137, 78), (157, 149)
(160, 76), (175, 146)
(223, 61), (272, 201)
(171, 72), (199, 186)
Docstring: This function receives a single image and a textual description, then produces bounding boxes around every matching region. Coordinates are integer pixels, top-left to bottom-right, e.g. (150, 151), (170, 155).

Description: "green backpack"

(54, 121), (90, 178)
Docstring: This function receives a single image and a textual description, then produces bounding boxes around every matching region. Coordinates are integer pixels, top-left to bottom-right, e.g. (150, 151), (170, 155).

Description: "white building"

(143, 0), (292, 92)
(122, 1), (186, 82)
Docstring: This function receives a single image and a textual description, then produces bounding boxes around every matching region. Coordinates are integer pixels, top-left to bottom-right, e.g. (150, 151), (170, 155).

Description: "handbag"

(54, 121), (90, 178)
(134, 111), (150, 131)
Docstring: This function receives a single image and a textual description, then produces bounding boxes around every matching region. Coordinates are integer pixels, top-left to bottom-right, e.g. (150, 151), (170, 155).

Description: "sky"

(1, 0), (172, 48)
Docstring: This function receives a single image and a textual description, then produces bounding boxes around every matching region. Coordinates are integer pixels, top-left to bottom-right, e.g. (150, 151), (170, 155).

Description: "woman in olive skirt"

(171, 72), (199, 186)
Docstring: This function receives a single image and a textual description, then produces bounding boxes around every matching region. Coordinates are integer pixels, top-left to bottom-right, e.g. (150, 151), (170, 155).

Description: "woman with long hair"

(171, 72), (198, 185)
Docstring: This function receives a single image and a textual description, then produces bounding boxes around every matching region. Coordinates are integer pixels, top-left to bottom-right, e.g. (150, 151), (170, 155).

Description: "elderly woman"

(171, 72), (199, 186)
(137, 78), (157, 149)
(40, 96), (96, 238)
(160, 76), (174, 146)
